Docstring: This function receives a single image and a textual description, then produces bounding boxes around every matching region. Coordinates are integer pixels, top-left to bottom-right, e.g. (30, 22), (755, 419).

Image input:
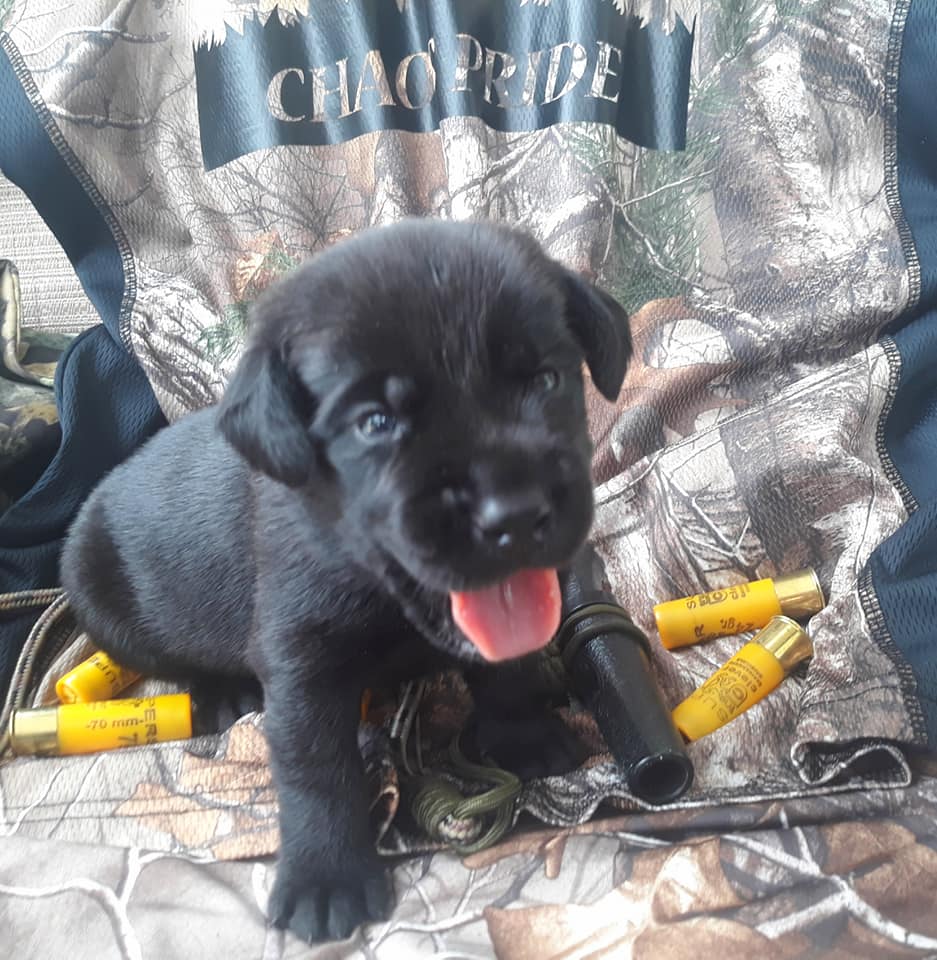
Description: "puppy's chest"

(252, 499), (441, 676)
(256, 572), (417, 659)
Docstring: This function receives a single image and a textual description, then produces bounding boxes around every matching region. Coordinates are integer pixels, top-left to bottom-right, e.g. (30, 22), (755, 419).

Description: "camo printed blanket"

(3, 0), (937, 956)
(5, 775), (937, 957)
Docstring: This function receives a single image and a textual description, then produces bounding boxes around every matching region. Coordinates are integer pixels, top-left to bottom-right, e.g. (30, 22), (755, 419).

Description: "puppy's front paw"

(268, 863), (391, 943)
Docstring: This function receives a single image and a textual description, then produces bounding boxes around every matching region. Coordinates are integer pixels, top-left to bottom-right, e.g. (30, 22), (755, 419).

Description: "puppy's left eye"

(356, 409), (398, 440)
(530, 368), (561, 393)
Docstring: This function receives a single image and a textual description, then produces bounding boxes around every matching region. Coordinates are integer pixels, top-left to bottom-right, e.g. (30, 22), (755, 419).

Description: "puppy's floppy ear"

(560, 269), (632, 401)
(217, 343), (315, 487)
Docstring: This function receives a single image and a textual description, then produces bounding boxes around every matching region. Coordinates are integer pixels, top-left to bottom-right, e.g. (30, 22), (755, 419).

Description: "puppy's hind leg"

(464, 657), (589, 781)
(61, 498), (193, 680)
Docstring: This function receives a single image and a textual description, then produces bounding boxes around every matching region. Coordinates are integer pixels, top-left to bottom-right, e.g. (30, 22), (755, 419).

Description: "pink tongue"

(450, 569), (562, 661)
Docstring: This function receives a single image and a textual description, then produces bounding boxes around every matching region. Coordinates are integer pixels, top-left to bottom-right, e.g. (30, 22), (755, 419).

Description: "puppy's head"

(218, 220), (631, 662)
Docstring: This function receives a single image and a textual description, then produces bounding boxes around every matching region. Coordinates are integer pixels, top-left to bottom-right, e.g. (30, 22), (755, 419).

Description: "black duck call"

(556, 545), (693, 804)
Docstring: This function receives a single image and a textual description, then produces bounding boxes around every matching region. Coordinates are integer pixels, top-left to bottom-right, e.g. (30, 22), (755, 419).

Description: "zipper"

(0, 590), (75, 757)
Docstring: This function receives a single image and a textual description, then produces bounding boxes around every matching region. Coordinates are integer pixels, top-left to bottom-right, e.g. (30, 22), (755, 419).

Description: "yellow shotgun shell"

(55, 651), (142, 704)
(653, 569), (824, 650)
(9, 694), (193, 757)
(672, 617), (814, 742)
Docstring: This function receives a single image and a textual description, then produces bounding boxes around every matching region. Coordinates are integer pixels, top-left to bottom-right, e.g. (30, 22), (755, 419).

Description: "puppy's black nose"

(474, 490), (552, 549)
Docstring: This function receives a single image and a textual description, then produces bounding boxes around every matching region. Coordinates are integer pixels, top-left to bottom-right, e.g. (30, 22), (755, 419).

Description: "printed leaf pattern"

(5, 798), (937, 957)
(2, 0), (935, 954)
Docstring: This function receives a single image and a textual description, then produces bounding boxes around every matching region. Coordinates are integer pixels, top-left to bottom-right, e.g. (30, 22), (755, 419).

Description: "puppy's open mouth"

(449, 569), (561, 661)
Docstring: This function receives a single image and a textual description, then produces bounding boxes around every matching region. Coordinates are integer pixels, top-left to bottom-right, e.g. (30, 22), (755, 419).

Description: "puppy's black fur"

(61, 220), (630, 943)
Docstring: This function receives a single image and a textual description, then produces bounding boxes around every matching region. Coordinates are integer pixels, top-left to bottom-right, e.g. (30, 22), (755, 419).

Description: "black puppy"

(61, 219), (630, 942)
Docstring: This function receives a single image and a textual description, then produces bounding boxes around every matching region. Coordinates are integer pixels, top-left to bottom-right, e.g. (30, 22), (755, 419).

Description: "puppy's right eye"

(356, 409), (398, 441)
(530, 367), (561, 394)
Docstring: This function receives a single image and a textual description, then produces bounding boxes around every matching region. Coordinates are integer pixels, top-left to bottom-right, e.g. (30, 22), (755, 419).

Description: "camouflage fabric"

(0, 180), (91, 513)
(5, 778), (937, 957)
(2, 0), (920, 801)
(0, 260), (73, 512)
(2, 0), (937, 955)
